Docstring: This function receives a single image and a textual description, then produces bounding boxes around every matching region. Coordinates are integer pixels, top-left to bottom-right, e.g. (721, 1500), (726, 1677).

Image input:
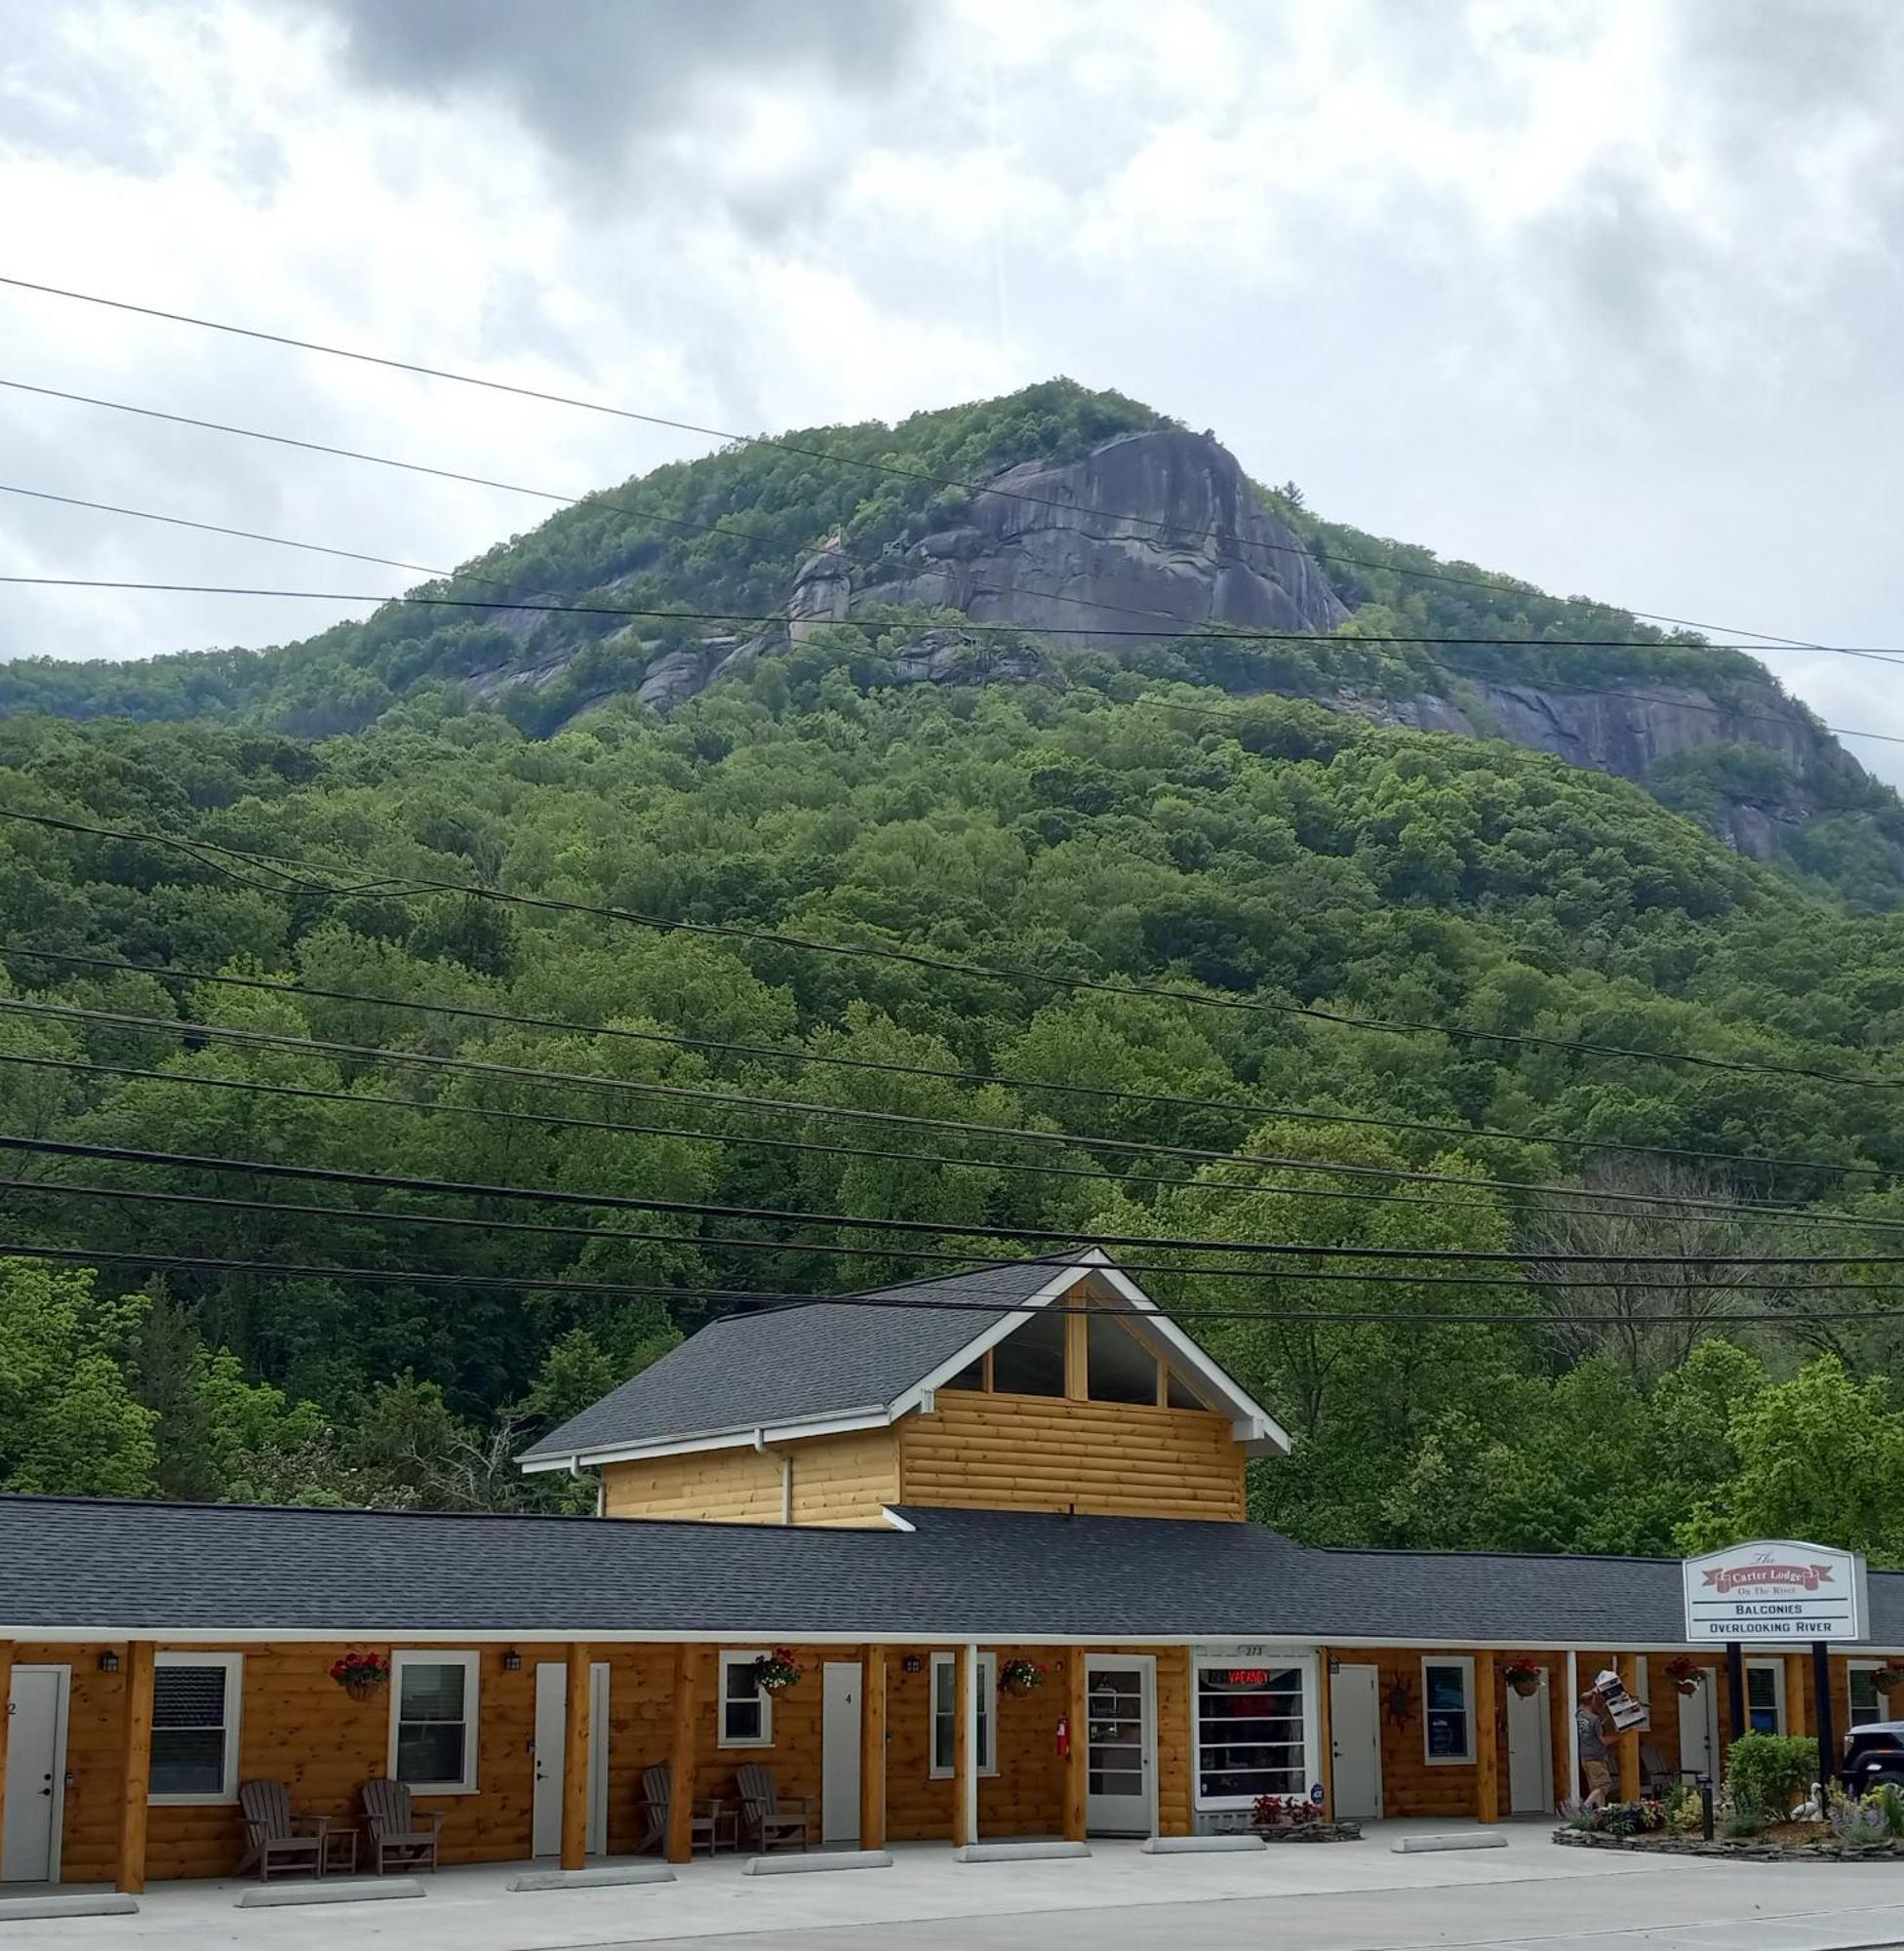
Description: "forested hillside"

(5, 380), (1904, 1559)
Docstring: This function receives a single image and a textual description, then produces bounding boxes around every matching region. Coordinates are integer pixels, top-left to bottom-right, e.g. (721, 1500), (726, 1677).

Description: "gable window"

(389, 1651), (480, 1794)
(929, 1652), (997, 1776)
(989, 1309), (1065, 1397)
(1745, 1659), (1784, 1734)
(149, 1652), (243, 1804)
(1087, 1311), (1159, 1406)
(1166, 1368), (1204, 1410)
(1849, 1663), (1892, 1728)
(1422, 1657), (1474, 1764)
(720, 1651), (774, 1748)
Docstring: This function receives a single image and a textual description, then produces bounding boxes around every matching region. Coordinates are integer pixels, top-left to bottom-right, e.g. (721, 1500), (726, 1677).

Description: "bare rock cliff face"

(845, 427), (1349, 642)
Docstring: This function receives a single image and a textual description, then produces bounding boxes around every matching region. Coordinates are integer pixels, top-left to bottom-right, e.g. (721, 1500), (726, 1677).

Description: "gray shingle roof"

(7, 1493), (1904, 1649)
(520, 1260), (1070, 1463)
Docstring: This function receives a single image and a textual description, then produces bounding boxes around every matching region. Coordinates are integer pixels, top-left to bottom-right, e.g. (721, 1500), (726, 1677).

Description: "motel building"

(1, 1247), (1899, 1892)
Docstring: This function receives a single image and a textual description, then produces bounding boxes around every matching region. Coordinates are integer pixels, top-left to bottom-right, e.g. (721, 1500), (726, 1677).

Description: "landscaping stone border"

(1554, 1828), (1900, 1863)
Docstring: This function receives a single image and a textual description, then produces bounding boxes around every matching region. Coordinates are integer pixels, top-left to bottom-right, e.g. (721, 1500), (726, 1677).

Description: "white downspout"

(754, 1429), (792, 1525)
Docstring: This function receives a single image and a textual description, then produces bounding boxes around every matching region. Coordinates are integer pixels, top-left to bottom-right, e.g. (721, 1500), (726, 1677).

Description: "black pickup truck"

(1842, 1722), (1904, 1793)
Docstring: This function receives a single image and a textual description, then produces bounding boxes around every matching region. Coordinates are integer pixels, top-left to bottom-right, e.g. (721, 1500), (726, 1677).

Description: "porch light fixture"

(501, 1650), (522, 1671)
(901, 1655), (924, 1674)
(97, 1650), (121, 1672)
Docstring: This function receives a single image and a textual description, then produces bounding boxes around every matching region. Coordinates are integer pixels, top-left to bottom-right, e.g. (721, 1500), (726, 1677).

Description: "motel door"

(1086, 1654), (1156, 1834)
(3, 1665), (70, 1883)
(1329, 1663), (1382, 1820)
(531, 1661), (610, 1858)
(1506, 1668), (1554, 1814)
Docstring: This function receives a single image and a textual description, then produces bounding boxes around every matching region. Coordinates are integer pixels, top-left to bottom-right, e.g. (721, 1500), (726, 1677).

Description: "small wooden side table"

(322, 1828), (358, 1877)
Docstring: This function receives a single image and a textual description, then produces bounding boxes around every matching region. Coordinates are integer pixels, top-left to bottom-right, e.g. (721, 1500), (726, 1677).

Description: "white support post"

(1565, 1649), (1580, 1804)
(962, 1642), (980, 1849)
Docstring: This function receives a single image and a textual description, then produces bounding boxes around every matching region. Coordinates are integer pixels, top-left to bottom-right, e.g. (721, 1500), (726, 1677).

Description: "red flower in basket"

(754, 1647), (804, 1693)
(330, 1650), (392, 1700)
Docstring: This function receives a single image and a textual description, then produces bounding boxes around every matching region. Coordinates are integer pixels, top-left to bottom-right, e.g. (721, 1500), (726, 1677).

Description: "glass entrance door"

(1086, 1655), (1155, 1834)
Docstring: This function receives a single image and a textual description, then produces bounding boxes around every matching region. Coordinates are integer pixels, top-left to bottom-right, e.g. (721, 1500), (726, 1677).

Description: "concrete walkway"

(7, 1822), (1904, 1951)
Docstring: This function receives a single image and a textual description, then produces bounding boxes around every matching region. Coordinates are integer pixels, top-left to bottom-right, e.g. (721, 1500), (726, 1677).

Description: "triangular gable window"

(1086, 1308), (1158, 1405)
(989, 1306), (1065, 1396)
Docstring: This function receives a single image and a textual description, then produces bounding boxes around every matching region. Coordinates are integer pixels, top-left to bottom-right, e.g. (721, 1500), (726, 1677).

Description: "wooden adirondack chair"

(736, 1763), (811, 1852)
(238, 1779), (329, 1881)
(638, 1763), (720, 1854)
(360, 1777), (445, 1873)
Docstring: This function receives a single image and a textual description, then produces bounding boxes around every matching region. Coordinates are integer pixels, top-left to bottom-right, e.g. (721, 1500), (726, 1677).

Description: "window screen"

(930, 1654), (995, 1775)
(942, 1356), (986, 1391)
(722, 1655), (768, 1745)
(990, 1308), (1066, 1396)
(151, 1664), (231, 1798)
(1424, 1662), (1472, 1760)
(1087, 1312), (1158, 1405)
(1746, 1664), (1781, 1733)
(395, 1660), (470, 1788)
(1850, 1669), (1888, 1728)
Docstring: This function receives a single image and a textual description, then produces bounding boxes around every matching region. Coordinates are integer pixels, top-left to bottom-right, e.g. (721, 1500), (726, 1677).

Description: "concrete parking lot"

(10, 1823), (1904, 1951)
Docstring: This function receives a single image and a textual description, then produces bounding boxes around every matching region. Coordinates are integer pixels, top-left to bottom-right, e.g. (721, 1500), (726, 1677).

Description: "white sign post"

(1681, 1539), (1868, 1644)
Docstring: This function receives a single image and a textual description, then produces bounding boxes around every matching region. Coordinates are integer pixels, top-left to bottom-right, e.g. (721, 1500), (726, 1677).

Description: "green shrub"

(1874, 1782), (1904, 1839)
(1725, 1733), (1818, 1821)
(1663, 1782), (1701, 1834)
(1719, 1797), (1770, 1839)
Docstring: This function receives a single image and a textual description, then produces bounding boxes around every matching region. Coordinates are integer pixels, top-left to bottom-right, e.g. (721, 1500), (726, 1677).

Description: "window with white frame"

(929, 1652), (998, 1777)
(1849, 1663), (1891, 1728)
(1194, 1657), (1307, 1808)
(1422, 1657), (1475, 1764)
(1745, 1660), (1784, 1734)
(719, 1652), (773, 1748)
(149, 1652), (243, 1804)
(389, 1651), (480, 1793)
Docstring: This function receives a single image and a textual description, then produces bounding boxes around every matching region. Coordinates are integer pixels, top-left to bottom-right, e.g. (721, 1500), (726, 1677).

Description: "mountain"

(8, 379), (1904, 1560)
(3, 379), (1899, 903)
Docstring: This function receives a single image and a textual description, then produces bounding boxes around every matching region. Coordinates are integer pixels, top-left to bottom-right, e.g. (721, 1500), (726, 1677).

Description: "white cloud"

(1, 0), (1901, 782)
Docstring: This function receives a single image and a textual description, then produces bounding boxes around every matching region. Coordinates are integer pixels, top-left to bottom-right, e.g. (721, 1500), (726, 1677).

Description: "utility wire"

(0, 274), (1846, 657)
(8, 573), (1904, 663)
(11, 946), (1882, 1185)
(1, 991), (1893, 1233)
(8, 1043), (1896, 1242)
(19, 1175), (1895, 1292)
(0, 1231), (1894, 1328)
(1, 1131), (1899, 1266)
(5, 803), (1898, 1095)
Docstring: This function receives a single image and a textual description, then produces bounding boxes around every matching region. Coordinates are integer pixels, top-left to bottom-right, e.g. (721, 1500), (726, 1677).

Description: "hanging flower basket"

(1503, 1662), (1542, 1698)
(1873, 1663), (1904, 1693)
(999, 1658), (1048, 1698)
(330, 1650), (390, 1702)
(754, 1647), (804, 1694)
(1661, 1656), (1704, 1697)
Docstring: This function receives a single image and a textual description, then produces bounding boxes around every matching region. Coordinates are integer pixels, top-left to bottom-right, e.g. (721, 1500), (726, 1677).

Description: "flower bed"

(1555, 1827), (1902, 1862)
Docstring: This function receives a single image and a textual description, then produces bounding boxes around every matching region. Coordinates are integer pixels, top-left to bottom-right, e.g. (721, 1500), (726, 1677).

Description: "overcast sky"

(3, 0), (1902, 776)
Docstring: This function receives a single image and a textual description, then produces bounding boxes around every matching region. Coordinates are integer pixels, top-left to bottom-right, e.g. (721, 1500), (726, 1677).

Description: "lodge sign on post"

(1681, 1538), (1867, 1643)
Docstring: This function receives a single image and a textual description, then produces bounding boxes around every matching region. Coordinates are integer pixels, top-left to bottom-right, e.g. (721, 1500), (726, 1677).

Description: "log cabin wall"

(27, 1637), (1193, 1881)
(897, 1396), (1245, 1521)
(600, 1429), (901, 1527)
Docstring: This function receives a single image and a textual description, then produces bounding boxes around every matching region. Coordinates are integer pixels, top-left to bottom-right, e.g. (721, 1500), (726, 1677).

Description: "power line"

(6, 802), (1897, 1095)
(8, 571), (1904, 663)
(0, 274), (1847, 657)
(0, 1230), (1896, 1328)
(17, 1174), (1889, 1292)
(12, 945), (1882, 1186)
(2, 990), (1893, 1234)
(0, 1046), (1534, 1221)
(1, 1130), (1899, 1266)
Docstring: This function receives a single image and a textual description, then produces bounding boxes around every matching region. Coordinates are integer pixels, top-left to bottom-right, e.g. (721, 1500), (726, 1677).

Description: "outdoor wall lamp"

(501, 1649), (522, 1671)
(97, 1650), (121, 1672)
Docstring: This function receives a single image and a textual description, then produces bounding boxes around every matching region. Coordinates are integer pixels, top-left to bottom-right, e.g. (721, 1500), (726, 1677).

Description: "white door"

(4, 1666), (69, 1884)
(1086, 1655), (1155, 1835)
(1329, 1664), (1382, 1820)
(822, 1662), (861, 1845)
(1506, 1670), (1554, 1814)
(532, 1662), (610, 1858)
(1680, 1667), (1720, 1781)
